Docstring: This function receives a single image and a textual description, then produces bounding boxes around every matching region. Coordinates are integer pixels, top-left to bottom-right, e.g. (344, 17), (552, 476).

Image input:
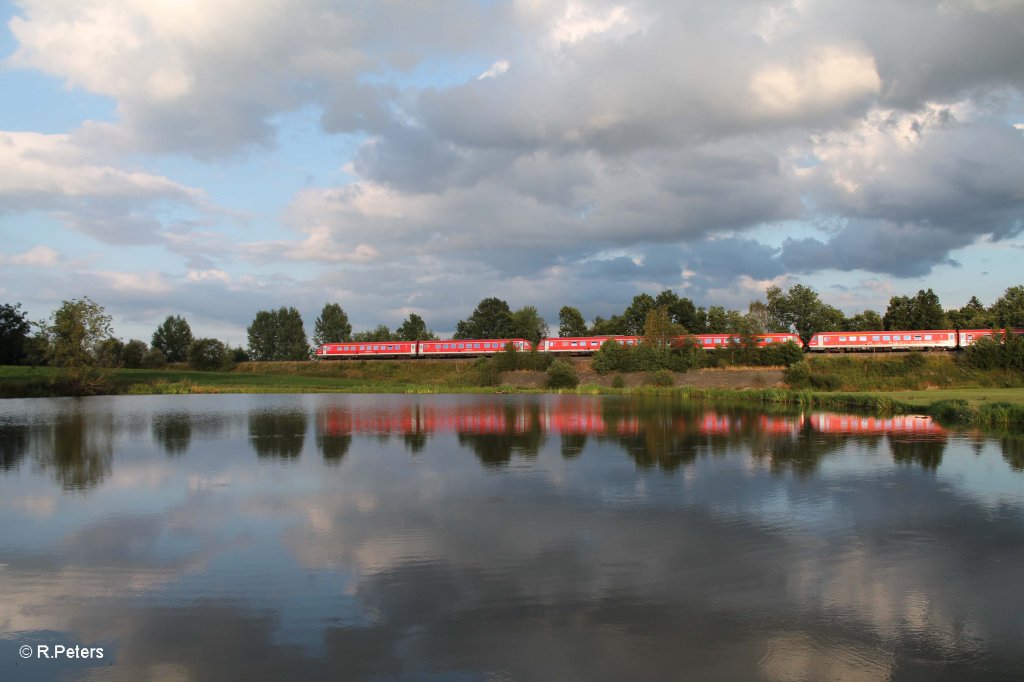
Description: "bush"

(649, 369), (674, 387)
(611, 375), (626, 389)
(188, 338), (231, 371)
(784, 360), (812, 388)
(592, 339), (633, 374)
(122, 340), (148, 369)
(141, 347), (167, 369)
(546, 359), (579, 389)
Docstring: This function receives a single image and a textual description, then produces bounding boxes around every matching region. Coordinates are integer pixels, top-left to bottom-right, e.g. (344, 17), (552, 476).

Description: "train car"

(957, 328), (1024, 346)
(692, 333), (800, 349)
(418, 338), (531, 357)
(316, 341), (418, 359)
(538, 336), (641, 353)
(808, 330), (957, 352)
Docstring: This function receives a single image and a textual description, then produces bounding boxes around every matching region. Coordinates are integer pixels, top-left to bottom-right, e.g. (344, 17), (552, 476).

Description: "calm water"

(1, 394), (1022, 681)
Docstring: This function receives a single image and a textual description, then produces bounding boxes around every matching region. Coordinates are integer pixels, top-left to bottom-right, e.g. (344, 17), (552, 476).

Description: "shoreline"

(3, 363), (1023, 430)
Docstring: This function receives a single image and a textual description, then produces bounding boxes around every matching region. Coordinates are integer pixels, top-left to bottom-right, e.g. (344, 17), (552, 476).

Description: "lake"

(1, 394), (1022, 680)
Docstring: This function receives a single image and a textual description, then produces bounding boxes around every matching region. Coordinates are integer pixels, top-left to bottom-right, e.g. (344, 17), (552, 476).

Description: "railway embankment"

(3, 353), (1023, 428)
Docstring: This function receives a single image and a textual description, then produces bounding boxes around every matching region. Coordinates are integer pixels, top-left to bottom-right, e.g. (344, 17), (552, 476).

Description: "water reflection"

(32, 410), (113, 490)
(0, 423), (27, 470)
(305, 399), (951, 474)
(249, 409), (307, 459)
(152, 411), (192, 455)
(0, 395), (1022, 681)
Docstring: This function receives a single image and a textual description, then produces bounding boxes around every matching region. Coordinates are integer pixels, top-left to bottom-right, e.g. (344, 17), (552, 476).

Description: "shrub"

(784, 360), (811, 388)
(546, 359), (579, 389)
(141, 347), (167, 369)
(611, 375), (626, 389)
(188, 338), (231, 371)
(492, 343), (519, 372)
(122, 340), (148, 369)
(592, 339), (633, 374)
(649, 369), (674, 386)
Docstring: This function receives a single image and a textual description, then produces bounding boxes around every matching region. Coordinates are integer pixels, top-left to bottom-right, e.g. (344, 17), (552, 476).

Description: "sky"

(1, 0), (1022, 343)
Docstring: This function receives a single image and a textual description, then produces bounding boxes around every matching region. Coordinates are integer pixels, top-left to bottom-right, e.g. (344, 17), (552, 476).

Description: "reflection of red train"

(316, 403), (943, 438)
(809, 413), (946, 436)
(316, 329), (1023, 359)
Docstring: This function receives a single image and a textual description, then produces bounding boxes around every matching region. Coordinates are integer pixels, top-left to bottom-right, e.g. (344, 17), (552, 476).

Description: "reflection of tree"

(0, 424), (28, 471)
(560, 434), (587, 459)
(152, 412), (192, 455)
(317, 433), (352, 464)
(998, 435), (1024, 471)
(403, 432), (428, 454)
(315, 407), (351, 464)
(34, 411), (113, 490)
(249, 409), (307, 459)
(749, 425), (848, 476)
(458, 402), (544, 468)
(890, 437), (946, 470)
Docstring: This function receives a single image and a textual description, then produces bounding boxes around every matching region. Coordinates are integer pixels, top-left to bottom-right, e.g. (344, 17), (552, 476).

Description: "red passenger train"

(316, 327), (1023, 359)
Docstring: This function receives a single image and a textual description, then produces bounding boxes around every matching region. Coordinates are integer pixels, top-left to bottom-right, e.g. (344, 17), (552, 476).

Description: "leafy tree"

(643, 306), (683, 348)
(990, 286), (1024, 329)
(96, 338), (125, 367)
(947, 296), (992, 329)
(312, 303), (352, 346)
(691, 307), (709, 334)
(247, 307), (309, 361)
(705, 306), (729, 333)
(151, 315), (194, 363)
(122, 340), (148, 369)
(558, 306), (587, 337)
(883, 289), (947, 330)
(352, 325), (392, 342)
(44, 297), (115, 394)
(189, 338), (231, 370)
(454, 298), (514, 339)
(745, 301), (772, 334)
(622, 294), (656, 335)
(654, 290), (699, 332)
(0, 302), (32, 365)
(396, 313), (434, 341)
(846, 310), (884, 331)
(766, 284), (835, 347)
(142, 347), (167, 368)
(509, 306), (548, 344)
(590, 315), (627, 335)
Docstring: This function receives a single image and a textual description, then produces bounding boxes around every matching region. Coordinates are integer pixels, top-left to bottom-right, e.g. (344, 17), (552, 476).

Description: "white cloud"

(478, 59), (510, 80)
(0, 245), (60, 267)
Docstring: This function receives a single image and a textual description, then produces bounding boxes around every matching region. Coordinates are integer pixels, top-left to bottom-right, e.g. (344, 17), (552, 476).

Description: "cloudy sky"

(1, 0), (1022, 342)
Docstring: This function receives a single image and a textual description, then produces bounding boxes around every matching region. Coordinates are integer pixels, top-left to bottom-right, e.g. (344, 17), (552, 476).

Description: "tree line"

(2, 285), (1022, 382)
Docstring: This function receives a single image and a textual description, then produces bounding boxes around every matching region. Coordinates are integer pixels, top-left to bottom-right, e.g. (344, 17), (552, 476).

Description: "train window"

(924, 335), (932, 340)
(590, 340), (598, 346)
(714, 338), (722, 344)
(571, 341), (578, 346)
(458, 343), (464, 349)
(914, 335), (922, 341)
(474, 343), (480, 348)
(904, 335), (911, 340)
(859, 336), (867, 342)
(882, 335), (890, 341)
(839, 336), (847, 342)
(872, 336), (880, 341)
(764, 338), (772, 343)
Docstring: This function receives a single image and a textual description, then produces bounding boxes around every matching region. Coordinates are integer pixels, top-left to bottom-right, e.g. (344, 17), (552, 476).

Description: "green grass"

(5, 359), (1024, 430)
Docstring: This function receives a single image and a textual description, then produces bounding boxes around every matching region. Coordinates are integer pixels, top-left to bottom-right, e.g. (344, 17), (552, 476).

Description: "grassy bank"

(3, 355), (1024, 429)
